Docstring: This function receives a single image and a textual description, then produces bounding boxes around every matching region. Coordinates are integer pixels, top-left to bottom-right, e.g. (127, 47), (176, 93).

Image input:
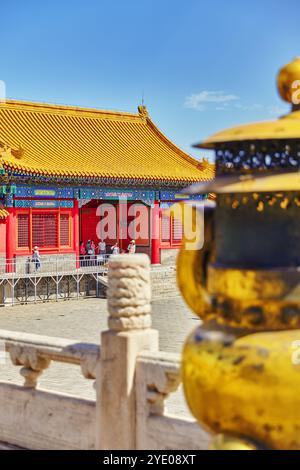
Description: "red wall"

(7, 205), (77, 257)
(80, 202), (150, 250)
(80, 205), (117, 246)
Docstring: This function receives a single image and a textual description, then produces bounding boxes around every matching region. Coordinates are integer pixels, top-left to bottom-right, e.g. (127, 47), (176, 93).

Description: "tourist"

(32, 246), (41, 271)
(86, 239), (91, 254)
(86, 240), (91, 266)
(90, 240), (96, 265)
(111, 242), (120, 255)
(80, 241), (86, 267)
(85, 240), (95, 265)
(98, 239), (106, 255)
(97, 239), (106, 265)
(127, 240), (136, 254)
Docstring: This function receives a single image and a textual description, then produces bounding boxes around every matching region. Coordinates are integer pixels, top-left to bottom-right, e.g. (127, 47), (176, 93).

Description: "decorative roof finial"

(0, 142), (24, 159)
(277, 57), (300, 109)
(138, 104), (149, 118)
(11, 145), (24, 159)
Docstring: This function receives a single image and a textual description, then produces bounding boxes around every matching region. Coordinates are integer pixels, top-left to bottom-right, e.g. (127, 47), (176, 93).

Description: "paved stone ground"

(0, 296), (201, 417)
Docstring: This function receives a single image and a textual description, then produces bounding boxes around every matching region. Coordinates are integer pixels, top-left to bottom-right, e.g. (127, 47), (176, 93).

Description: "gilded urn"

(177, 58), (300, 450)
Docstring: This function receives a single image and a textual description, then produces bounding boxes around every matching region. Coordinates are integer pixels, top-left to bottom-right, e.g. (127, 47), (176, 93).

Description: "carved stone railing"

(0, 329), (99, 388)
(0, 330), (99, 450)
(137, 351), (181, 417)
(0, 254), (210, 450)
(135, 351), (211, 450)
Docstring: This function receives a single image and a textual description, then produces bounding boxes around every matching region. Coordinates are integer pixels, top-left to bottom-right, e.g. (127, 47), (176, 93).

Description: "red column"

(6, 208), (16, 273)
(118, 201), (128, 252)
(73, 199), (80, 268)
(151, 201), (160, 265)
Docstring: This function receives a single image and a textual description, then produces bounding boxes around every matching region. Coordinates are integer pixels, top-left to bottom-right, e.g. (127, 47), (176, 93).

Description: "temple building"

(0, 100), (213, 269)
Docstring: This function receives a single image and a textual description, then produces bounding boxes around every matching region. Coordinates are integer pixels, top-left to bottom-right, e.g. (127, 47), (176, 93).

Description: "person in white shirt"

(111, 242), (120, 255)
(32, 246), (41, 271)
(96, 239), (107, 265)
(127, 240), (136, 254)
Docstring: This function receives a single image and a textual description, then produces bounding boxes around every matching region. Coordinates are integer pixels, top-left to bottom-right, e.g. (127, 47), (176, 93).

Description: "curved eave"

(3, 163), (214, 184)
(195, 111), (300, 149)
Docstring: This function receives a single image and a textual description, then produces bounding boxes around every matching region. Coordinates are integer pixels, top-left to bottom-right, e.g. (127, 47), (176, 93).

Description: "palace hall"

(0, 100), (213, 269)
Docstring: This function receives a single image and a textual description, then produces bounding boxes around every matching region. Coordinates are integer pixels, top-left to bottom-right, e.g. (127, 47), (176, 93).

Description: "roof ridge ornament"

(138, 104), (149, 119)
(197, 158), (211, 170)
(0, 142), (24, 159)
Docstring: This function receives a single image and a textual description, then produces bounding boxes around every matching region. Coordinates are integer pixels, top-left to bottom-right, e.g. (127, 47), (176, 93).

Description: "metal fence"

(0, 254), (110, 278)
(0, 254), (111, 306)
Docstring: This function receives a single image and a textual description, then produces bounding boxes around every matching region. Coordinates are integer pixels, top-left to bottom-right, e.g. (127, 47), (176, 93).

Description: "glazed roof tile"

(0, 100), (214, 183)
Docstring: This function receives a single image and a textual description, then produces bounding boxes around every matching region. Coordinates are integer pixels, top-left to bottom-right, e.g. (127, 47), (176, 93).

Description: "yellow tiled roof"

(0, 100), (213, 183)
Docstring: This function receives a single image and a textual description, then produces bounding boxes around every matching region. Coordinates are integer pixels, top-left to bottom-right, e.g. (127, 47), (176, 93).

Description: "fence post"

(96, 254), (159, 450)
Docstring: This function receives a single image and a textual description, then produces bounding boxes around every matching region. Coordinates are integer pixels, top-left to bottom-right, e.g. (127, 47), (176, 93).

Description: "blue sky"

(1, 0), (299, 160)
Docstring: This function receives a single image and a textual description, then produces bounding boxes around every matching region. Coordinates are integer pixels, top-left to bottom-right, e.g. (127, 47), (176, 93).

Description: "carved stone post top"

(107, 254), (152, 332)
(108, 253), (150, 270)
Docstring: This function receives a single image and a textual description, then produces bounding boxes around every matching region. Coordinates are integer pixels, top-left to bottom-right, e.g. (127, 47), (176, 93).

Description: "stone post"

(96, 254), (159, 450)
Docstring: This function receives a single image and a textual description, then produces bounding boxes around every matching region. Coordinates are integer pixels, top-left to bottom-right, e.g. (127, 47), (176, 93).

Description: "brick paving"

(0, 296), (200, 417)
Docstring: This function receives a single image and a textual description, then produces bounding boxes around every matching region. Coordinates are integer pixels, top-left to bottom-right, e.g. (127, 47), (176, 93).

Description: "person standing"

(80, 241), (86, 267)
(90, 240), (96, 265)
(98, 239), (106, 255)
(97, 239), (107, 265)
(32, 246), (41, 271)
(90, 240), (96, 254)
(86, 240), (95, 265)
(111, 242), (120, 255)
(127, 240), (136, 254)
(86, 240), (92, 255)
